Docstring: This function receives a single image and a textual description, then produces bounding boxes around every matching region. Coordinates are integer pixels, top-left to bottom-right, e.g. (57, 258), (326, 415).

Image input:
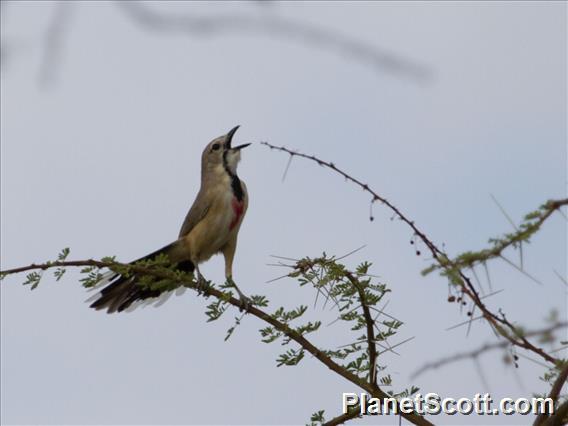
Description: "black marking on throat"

(223, 151), (245, 202)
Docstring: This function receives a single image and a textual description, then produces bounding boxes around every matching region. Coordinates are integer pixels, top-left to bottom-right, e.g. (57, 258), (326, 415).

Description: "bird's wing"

(178, 189), (211, 238)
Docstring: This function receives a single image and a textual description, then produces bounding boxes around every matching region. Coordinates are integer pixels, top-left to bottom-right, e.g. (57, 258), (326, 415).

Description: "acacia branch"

(345, 270), (378, 386)
(1, 259), (433, 426)
(535, 361), (568, 426)
(262, 142), (565, 366)
(548, 362), (568, 408)
(323, 407), (362, 426)
(540, 399), (568, 426)
(424, 198), (568, 275)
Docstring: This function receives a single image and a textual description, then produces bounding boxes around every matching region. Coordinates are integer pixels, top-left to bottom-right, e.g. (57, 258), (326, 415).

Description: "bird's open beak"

(233, 143), (251, 151)
(226, 125), (251, 150)
(226, 125), (240, 148)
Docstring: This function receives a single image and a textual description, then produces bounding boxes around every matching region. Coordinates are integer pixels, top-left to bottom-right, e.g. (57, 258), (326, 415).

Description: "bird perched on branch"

(90, 126), (250, 313)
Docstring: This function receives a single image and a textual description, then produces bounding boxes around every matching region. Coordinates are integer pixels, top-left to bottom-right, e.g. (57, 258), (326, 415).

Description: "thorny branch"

(0, 259), (433, 426)
(422, 199), (568, 276)
(262, 141), (567, 367)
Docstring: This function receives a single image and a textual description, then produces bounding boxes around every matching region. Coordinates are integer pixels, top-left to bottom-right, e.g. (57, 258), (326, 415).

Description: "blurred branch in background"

(2, 1), (433, 86)
(38, 1), (73, 88)
(116, 1), (432, 81)
(0, 1), (34, 73)
(411, 322), (567, 380)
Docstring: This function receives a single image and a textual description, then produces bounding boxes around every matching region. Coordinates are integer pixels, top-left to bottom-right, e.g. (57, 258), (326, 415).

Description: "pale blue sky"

(1, 2), (566, 425)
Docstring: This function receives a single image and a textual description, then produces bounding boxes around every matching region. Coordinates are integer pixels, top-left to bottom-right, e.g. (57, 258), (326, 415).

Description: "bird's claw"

(226, 276), (250, 312)
(236, 292), (251, 312)
(196, 275), (210, 295)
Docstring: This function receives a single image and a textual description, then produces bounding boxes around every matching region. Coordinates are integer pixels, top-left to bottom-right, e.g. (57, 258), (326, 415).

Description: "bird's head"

(202, 125), (250, 177)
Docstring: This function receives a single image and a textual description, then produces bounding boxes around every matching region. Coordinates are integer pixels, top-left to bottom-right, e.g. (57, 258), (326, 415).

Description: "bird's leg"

(226, 275), (250, 311)
(194, 265), (210, 294)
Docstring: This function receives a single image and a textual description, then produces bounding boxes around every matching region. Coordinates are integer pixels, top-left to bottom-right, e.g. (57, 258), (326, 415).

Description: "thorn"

(265, 273), (291, 284)
(516, 352), (548, 368)
(377, 336), (415, 356)
(470, 266), (485, 295)
(269, 254), (299, 262)
(483, 262), (493, 291)
(490, 194), (518, 231)
(336, 245), (367, 261)
(446, 315), (483, 331)
(499, 255), (543, 285)
(479, 288), (504, 300)
(281, 154), (294, 182)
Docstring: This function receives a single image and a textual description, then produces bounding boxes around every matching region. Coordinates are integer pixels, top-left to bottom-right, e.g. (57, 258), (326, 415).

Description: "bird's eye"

(211, 144), (220, 151)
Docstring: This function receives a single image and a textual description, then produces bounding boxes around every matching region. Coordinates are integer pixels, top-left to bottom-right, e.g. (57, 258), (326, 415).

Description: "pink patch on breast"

(229, 198), (245, 230)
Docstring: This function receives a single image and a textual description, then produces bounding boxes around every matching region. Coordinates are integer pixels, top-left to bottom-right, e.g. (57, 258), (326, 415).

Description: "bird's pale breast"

(184, 178), (246, 263)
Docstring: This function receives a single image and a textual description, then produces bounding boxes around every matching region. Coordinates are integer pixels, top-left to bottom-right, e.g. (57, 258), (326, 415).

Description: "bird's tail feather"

(89, 242), (194, 313)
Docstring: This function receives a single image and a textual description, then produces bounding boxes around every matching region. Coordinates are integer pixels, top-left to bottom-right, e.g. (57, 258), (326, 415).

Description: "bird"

(89, 125), (250, 313)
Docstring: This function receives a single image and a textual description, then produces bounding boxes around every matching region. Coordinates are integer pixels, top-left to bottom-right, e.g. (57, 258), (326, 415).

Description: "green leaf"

(307, 410), (325, 425)
(277, 348), (305, 367)
(57, 247), (70, 261)
(23, 271), (42, 290)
